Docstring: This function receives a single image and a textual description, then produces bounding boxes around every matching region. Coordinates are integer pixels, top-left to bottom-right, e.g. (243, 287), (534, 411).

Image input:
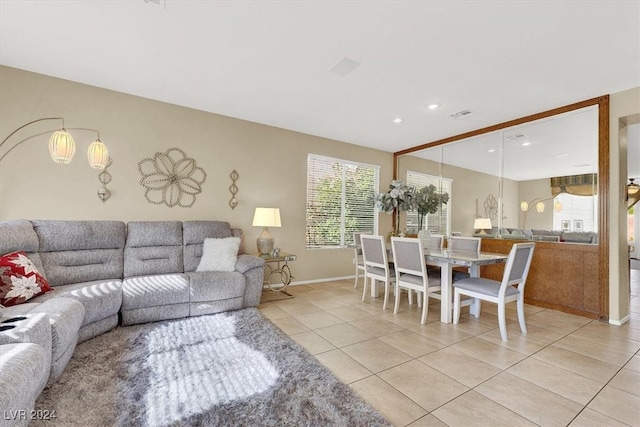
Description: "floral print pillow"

(0, 251), (53, 306)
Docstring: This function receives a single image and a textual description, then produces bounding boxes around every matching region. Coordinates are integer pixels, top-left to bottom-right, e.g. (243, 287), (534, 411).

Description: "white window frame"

(406, 170), (452, 236)
(306, 154), (379, 249)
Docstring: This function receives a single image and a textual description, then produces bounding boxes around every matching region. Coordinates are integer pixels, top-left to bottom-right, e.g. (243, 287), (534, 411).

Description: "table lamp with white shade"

(474, 218), (492, 235)
(252, 207), (281, 254)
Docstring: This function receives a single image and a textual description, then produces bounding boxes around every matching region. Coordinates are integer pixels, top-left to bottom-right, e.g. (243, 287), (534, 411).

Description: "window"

(405, 170), (452, 235)
(552, 193), (598, 232)
(306, 154), (379, 249)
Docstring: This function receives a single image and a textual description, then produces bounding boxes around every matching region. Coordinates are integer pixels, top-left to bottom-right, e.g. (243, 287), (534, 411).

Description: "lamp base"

(257, 227), (274, 255)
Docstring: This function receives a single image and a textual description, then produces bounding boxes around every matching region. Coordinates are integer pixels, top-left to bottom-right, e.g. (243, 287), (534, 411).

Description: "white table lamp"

(252, 207), (282, 254)
(474, 218), (492, 235)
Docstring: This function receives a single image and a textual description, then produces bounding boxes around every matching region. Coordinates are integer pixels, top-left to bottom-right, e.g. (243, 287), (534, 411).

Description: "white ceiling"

(411, 106), (600, 181)
(1, 1), (639, 170)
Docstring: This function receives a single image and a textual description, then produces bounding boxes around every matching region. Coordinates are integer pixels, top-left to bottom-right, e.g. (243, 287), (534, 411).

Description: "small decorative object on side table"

(259, 249), (296, 294)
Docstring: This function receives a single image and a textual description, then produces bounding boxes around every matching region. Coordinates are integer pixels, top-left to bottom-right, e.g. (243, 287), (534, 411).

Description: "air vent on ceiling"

(505, 133), (527, 141)
(144, 0), (166, 7)
(449, 110), (472, 119)
(329, 57), (361, 77)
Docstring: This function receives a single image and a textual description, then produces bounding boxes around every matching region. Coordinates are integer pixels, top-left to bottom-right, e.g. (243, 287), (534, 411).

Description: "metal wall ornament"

(138, 148), (207, 208)
(484, 194), (498, 222)
(97, 157), (113, 202)
(228, 169), (239, 209)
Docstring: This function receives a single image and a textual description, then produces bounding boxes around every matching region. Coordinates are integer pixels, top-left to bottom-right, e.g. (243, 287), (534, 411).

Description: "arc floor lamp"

(0, 117), (109, 169)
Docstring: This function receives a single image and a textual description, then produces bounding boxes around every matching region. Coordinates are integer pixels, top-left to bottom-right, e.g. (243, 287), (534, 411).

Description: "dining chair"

(391, 237), (442, 324)
(449, 236), (481, 281)
(353, 231), (371, 289)
(448, 236), (481, 253)
(423, 234), (444, 250)
(453, 242), (535, 341)
(360, 234), (394, 309)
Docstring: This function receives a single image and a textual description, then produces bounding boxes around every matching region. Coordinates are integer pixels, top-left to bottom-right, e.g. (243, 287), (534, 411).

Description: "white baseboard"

(289, 275), (355, 286)
(609, 314), (630, 326)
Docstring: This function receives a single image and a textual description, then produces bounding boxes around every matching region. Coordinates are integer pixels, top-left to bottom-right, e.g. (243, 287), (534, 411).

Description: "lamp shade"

(554, 199), (563, 212)
(520, 201), (529, 212)
(87, 138), (109, 169)
(48, 129), (76, 164)
(252, 207), (281, 227)
(473, 218), (492, 230)
(536, 202), (545, 213)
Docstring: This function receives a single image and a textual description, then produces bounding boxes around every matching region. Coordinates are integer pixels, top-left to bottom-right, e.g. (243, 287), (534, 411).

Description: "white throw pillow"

(196, 237), (241, 272)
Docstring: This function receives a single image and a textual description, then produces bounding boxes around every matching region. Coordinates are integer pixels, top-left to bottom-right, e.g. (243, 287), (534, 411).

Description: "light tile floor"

(259, 269), (640, 426)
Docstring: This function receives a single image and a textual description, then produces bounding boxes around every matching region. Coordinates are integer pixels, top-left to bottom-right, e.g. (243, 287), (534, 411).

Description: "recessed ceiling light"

(488, 149), (496, 153)
(426, 103), (441, 110)
(392, 118), (403, 124)
(522, 142), (531, 146)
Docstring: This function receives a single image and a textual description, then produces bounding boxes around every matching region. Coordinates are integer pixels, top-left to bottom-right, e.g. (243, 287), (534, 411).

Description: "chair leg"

(354, 267), (359, 289)
(517, 297), (528, 335)
(420, 289), (429, 324)
(361, 276), (369, 302)
(408, 289), (413, 305)
(383, 280), (390, 310)
(453, 289), (461, 324)
(498, 302), (508, 341)
(416, 291), (422, 308)
(394, 283), (401, 314)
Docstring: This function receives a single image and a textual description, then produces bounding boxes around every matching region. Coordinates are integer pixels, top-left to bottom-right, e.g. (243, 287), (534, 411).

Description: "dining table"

(423, 249), (509, 323)
(362, 245), (509, 324)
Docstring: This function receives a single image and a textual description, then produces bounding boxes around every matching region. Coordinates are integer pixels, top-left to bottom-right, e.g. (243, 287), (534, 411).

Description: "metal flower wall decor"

(138, 148), (207, 208)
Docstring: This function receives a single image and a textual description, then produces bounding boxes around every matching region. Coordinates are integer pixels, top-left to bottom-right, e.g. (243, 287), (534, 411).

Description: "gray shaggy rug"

(33, 308), (390, 427)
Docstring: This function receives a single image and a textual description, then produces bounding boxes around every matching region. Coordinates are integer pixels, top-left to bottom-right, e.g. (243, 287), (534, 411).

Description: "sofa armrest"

(235, 255), (265, 308)
(235, 254), (265, 274)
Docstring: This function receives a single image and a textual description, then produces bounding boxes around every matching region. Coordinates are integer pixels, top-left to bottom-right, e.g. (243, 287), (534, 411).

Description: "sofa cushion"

(0, 251), (53, 306)
(122, 274), (190, 310)
(0, 343), (49, 418)
(0, 219), (45, 273)
(562, 231), (595, 243)
(0, 313), (52, 395)
(125, 221), (183, 277)
(196, 237), (240, 272)
(31, 279), (122, 326)
(187, 271), (246, 302)
(33, 298), (85, 363)
(32, 220), (126, 286)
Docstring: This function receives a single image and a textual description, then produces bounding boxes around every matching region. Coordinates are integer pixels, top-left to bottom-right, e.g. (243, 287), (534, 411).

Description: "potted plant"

(374, 180), (414, 237)
(413, 184), (450, 235)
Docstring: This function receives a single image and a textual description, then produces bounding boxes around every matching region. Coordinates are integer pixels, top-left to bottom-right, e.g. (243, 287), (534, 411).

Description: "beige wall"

(0, 66), (394, 283)
(609, 86), (640, 324)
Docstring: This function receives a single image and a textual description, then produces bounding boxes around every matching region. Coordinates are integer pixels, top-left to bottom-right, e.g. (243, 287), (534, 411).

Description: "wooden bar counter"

(480, 238), (601, 319)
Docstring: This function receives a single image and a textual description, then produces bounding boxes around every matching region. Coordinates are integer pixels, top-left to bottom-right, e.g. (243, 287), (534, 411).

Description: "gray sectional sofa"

(0, 219), (265, 427)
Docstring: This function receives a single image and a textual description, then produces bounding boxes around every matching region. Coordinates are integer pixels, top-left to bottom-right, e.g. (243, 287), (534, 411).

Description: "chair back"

(423, 234), (444, 250)
(391, 237), (427, 282)
(502, 242), (535, 291)
(360, 234), (389, 272)
(353, 231), (371, 256)
(449, 236), (481, 253)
